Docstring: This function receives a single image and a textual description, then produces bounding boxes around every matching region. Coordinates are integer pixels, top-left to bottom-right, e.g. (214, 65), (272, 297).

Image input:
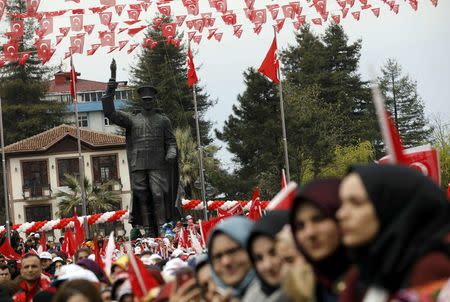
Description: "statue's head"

(137, 85), (158, 111)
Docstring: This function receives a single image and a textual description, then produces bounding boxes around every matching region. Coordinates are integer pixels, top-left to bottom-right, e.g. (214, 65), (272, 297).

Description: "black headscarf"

(348, 164), (450, 293)
(290, 178), (350, 288)
(247, 211), (289, 295)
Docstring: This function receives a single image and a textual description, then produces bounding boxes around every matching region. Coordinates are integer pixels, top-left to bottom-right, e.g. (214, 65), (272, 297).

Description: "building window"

(57, 158), (80, 186)
(78, 113), (88, 127)
(92, 155), (118, 183)
(22, 161), (49, 197)
(25, 205), (51, 222)
(104, 117), (110, 126)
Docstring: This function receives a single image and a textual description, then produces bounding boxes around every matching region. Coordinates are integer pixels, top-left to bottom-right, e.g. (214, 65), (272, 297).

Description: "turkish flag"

(93, 236), (104, 270)
(158, 5), (171, 16)
(0, 238), (20, 260)
(128, 252), (160, 299)
(70, 15), (83, 31)
(352, 11), (361, 20)
(70, 34), (85, 54)
(379, 145), (441, 185)
(248, 187), (261, 221)
(10, 20), (24, 38)
(185, 0), (199, 15)
(26, 0), (40, 14)
(161, 23), (177, 39)
(73, 215), (85, 249)
(84, 24), (95, 35)
(99, 31), (115, 47)
(39, 17), (53, 36)
(176, 15), (187, 26)
(4, 41), (19, 61)
(87, 44), (101, 56)
(282, 4), (295, 19)
(0, 0), (6, 20)
(118, 40), (128, 51)
(62, 228), (77, 257)
(193, 19), (204, 32)
(250, 9), (267, 24)
(214, 0), (227, 13)
(115, 4), (124, 15)
(214, 32), (223, 41)
(187, 47), (198, 87)
(59, 27), (70, 36)
(258, 37), (279, 84)
(99, 12), (112, 25)
(267, 182), (298, 211)
(127, 43), (139, 54)
(36, 40), (55, 64)
(18, 51), (30, 65)
(221, 13), (236, 25)
(127, 9), (141, 20)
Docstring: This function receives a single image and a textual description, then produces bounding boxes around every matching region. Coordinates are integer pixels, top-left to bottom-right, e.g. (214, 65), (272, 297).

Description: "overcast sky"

(30, 0), (450, 169)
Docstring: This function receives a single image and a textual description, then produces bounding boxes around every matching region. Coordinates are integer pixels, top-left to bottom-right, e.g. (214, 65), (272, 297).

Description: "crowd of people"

(0, 164), (449, 302)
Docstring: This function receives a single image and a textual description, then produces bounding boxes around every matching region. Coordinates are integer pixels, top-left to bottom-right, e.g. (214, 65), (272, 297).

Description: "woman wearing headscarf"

(337, 164), (450, 301)
(290, 178), (350, 302)
(207, 216), (255, 300)
(243, 211), (291, 302)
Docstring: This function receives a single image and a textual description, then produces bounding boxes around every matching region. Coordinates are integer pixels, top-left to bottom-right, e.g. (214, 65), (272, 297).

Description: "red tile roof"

(48, 75), (107, 94)
(4, 124), (125, 154)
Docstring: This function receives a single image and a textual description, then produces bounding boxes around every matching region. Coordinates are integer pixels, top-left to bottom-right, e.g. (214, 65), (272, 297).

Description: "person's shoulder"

(408, 251), (450, 287)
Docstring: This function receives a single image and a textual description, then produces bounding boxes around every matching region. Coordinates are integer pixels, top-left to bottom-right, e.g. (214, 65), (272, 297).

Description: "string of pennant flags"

(0, 0), (439, 66)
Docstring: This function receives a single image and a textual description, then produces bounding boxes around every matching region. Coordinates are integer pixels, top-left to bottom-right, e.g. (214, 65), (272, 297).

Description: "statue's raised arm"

(102, 59), (118, 117)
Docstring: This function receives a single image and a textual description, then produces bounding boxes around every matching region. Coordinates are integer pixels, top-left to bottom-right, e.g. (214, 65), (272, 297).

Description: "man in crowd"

(0, 264), (11, 284)
(13, 254), (50, 302)
(39, 252), (53, 276)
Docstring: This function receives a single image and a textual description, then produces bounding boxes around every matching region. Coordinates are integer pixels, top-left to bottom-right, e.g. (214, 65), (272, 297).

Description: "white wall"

(8, 148), (132, 235)
(66, 111), (124, 134)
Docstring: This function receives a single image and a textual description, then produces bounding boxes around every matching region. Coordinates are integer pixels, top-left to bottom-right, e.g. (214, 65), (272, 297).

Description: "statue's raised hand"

(110, 58), (117, 80)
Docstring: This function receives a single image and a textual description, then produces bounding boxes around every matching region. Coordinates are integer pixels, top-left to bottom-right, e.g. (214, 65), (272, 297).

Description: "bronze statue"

(101, 59), (180, 237)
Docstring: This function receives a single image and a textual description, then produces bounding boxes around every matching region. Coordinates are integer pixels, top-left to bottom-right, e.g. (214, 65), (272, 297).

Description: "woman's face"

(294, 202), (340, 261)
(337, 173), (380, 247)
(251, 236), (283, 287)
(210, 233), (251, 287)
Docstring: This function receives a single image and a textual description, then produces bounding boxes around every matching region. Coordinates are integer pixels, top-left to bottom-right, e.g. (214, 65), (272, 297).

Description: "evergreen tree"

(0, 1), (66, 145)
(216, 68), (284, 198)
(282, 24), (377, 146)
(378, 59), (432, 147)
(129, 20), (213, 144)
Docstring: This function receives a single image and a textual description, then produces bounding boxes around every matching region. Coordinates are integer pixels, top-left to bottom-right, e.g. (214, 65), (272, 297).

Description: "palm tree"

(56, 174), (121, 217)
(176, 127), (220, 199)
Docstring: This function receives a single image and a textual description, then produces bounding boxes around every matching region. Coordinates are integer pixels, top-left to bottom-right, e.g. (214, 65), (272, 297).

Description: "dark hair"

(53, 279), (102, 302)
(22, 253), (40, 262)
(0, 264), (11, 274)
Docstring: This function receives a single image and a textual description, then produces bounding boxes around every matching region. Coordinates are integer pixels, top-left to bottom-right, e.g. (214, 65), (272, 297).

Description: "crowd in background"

(0, 164), (449, 302)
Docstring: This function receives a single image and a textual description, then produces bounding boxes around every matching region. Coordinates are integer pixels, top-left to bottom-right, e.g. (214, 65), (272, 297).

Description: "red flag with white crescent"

(258, 37), (280, 84)
(378, 145), (441, 185)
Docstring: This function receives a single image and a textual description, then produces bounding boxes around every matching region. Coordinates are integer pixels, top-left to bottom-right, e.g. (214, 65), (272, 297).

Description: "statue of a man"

(101, 59), (180, 237)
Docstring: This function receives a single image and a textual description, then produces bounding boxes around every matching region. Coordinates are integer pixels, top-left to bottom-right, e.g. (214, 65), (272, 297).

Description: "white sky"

(4, 0), (449, 169)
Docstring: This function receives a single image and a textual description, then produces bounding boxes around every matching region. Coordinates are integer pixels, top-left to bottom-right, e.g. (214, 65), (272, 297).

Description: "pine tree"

(282, 24), (377, 147)
(378, 59), (432, 147)
(0, 1), (66, 145)
(129, 19), (213, 144)
(216, 68), (284, 198)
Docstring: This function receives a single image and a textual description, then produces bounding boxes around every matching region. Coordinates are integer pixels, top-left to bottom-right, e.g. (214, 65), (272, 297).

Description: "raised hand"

(110, 58), (117, 80)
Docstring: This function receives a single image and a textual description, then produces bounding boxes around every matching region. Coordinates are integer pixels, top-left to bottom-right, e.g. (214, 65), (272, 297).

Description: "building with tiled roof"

(45, 71), (132, 134)
(4, 125), (131, 239)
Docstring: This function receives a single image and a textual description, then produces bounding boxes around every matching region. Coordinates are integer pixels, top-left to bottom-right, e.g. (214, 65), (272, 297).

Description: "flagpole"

(0, 97), (11, 242)
(192, 85), (208, 221)
(71, 51), (89, 238)
(274, 31), (291, 183)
